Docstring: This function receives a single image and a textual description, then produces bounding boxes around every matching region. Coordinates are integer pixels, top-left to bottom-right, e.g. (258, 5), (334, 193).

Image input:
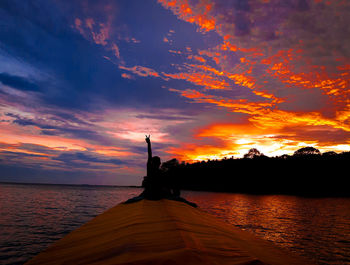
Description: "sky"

(0, 0), (349, 185)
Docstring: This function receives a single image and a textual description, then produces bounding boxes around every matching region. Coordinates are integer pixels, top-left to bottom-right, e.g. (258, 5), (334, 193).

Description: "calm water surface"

(0, 183), (349, 265)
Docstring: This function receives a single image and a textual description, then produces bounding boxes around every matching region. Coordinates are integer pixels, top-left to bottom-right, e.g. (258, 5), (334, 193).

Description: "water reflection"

(0, 184), (349, 265)
(183, 191), (350, 265)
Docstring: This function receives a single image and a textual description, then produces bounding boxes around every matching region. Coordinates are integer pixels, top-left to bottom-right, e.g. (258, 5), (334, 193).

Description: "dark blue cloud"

(6, 113), (54, 128)
(4, 112), (116, 145)
(18, 143), (59, 155)
(233, 13), (251, 36)
(0, 73), (39, 91)
(1, 150), (47, 159)
(0, 143), (129, 182)
(53, 152), (125, 166)
(233, 0), (251, 11)
(135, 114), (193, 121)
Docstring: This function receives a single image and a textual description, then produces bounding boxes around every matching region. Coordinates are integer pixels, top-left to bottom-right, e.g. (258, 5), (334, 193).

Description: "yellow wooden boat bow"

(25, 199), (315, 265)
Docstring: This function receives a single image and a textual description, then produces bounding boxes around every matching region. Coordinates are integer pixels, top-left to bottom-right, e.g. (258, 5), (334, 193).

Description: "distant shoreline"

(2, 181), (349, 198)
(0, 181), (142, 189)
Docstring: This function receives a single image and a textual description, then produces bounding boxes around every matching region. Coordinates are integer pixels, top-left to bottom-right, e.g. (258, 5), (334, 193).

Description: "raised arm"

(145, 135), (152, 161)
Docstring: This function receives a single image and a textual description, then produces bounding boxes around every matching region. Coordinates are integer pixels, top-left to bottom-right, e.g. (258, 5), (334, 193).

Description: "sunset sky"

(0, 0), (349, 185)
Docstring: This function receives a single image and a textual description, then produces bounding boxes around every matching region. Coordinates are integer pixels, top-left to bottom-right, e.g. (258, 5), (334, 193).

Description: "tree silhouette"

(280, 154), (291, 159)
(160, 147), (349, 196)
(323, 151), (337, 156)
(244, 148), (262, 159)
(293, 146), (321, 156)
(161, 158), (179, 171)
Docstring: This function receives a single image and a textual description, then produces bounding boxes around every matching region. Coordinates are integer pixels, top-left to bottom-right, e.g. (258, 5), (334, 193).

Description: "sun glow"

(168, 122), (350, 162)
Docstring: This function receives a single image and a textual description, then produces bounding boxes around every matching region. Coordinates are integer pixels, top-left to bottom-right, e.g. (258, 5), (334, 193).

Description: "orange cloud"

(119, 65), (160, 78)
(74, 18), (85, 36)
(168, 127), (298, 161)
(91, 24), (110, 46)
(168, 142), (239, 162)
(228, 73), (255, 89)
(85, 18), (94, 30)
(183, 50), (284, 103)
(158, 0), (215, 31)
(197, 123), (271, 138)
(169, 88), (209, 99)
(94, 147), (134, 157)
(121, 73), (133, 79)
(189, 64), (225, 76)
(193, 55), (206, 63)
(160, 1), (349, 150)
(169, 50), (182, 54)
(263, 49), (350, 101)
(168, 120), (350, 162)
(74, 17), (111, 46)
(170, 86), (350, 133)
(0, 142), (56, 158)
(111, 43), (120, 59)
(163, 71), (230, 90)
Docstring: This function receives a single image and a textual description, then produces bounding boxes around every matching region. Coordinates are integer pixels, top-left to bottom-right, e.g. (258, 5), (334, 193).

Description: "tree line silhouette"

(154, 147), (350, 197)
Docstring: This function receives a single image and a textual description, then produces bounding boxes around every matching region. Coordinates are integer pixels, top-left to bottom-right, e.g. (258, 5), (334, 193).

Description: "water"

(183, 191), (350, 265)
(0, 183), (349, 265)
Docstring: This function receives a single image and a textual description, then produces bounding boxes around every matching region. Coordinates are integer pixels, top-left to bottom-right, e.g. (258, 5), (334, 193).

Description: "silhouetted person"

(142, 135), (171, 200)
(124, 135), (196, 207)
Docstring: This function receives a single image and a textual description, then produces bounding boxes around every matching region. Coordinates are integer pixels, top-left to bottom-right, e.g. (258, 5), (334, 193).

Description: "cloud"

(111, 43), (120, 59)
(0, 141), (132, 174)
(170, 87), (350, 132)
(53, 151), (125, 166)
(158, 0), (215, 32)
(1, 0), (349, 184)
(1, 0), (207, 184)
(169, 49), (182, 54)
(0, 141), (140, 185)
(159, 0), (350, 97)
(0, 73), (40, 91)
(155, 0), (350, 160)
(4, 112), (112, 144)
(169, 121), (350, 161)
(192, 55), (206, 63)
(0, 102), (198, 178)
(135, 113), (193, 121)
(73, 17), (111, 46)
(121, 73), (133, 79)
(163, 70), (231, 90)
(119, 65), (160, 78)
(74, 18), (85, 36)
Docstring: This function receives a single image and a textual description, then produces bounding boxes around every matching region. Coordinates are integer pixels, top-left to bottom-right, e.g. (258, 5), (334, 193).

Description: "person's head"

(152, 156), (161, 168)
